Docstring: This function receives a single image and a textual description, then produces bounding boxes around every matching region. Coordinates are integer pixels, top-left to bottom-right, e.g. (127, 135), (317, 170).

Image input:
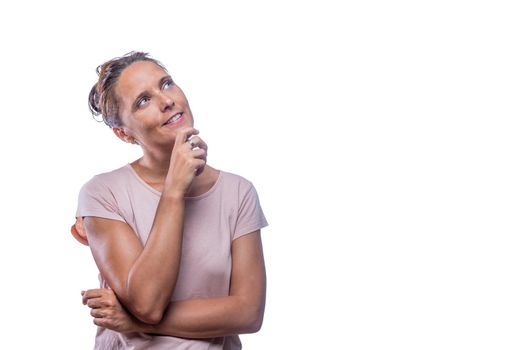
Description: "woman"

(73, 51), (268, 349)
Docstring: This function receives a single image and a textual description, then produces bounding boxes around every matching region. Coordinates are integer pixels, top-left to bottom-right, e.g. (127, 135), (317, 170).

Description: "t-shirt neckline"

(125, 163), (222, 200)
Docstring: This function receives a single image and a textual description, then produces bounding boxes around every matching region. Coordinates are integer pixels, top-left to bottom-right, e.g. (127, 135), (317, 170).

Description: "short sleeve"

(76, 176), (126, 223)
(233, 183), (268, 240)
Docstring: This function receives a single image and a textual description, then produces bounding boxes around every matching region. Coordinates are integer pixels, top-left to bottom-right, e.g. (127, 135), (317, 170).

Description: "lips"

(162, 112), (184, 126)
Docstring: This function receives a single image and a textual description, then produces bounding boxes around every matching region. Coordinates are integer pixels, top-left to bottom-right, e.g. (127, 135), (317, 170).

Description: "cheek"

(134, 124), (158, 140)
(119, 120), (148, 142)
(173, 86), (189, 103)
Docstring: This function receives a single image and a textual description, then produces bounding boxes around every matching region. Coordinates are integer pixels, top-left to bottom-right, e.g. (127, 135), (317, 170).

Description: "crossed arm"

(81, 214), (266, 338)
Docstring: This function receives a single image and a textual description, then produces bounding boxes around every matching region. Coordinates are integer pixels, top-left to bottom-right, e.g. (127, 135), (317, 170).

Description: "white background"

(1, 0), (523, 349)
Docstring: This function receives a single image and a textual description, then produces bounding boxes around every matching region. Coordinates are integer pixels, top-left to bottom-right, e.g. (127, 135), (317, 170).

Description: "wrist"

(135, 320), (155, 334)
(161, 188), (186, 201)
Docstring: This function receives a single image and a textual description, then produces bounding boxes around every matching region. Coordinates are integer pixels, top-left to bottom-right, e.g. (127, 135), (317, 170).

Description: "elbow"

(246, 317), (263, 334)
(123, 286), (169, 325)
(242, 304), (265, 334)
(132, 305), (164, 325)
(126, 296), (166, 325)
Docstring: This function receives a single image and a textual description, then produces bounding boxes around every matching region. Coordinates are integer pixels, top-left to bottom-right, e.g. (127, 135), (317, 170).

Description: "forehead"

(115, 61), (167, 103)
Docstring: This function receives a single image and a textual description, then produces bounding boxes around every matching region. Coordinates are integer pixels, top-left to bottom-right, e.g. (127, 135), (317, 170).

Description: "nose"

(159, 92), (175, 112)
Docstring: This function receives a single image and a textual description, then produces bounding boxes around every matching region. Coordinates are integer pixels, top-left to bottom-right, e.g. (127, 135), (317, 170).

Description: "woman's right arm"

(84, 127), (205, 325)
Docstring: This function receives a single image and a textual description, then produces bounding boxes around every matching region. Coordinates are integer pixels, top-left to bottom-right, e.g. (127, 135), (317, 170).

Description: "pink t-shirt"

(76, 164), (268, 350)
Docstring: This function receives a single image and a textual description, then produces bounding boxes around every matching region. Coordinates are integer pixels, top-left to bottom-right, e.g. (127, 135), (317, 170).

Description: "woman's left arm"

(84, 230), (266, 338)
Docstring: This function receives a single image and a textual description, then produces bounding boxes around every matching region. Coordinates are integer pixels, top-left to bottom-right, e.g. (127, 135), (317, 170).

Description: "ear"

(71, 217), (89, 246)
(112, 127), (137, 144)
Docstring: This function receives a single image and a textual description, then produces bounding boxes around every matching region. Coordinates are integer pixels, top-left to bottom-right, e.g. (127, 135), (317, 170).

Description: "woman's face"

(114, 60), (194, 149)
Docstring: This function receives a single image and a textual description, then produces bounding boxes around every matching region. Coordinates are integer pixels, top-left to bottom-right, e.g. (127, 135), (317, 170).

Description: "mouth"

(162, 112), (184, 127)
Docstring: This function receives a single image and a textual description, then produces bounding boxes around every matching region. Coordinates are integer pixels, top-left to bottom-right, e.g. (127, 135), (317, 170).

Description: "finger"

(192, 159), (206, 172)
(90, 308), (105, 318)
(191, 148), (207, 160)
(93, 318), (111, 329)
(174, 127), (199, 147)
(195, 166), (205, 177)
(186, 136), (208, 151)
(195, 155), (207, 166)
(82, 289), (105, 304)
(197, 138), (208, 151)
(87, 297), (107, 309)
(93, 318), (104, 326)
(195, 154), (207, 176)
(91, 295), (116, 308)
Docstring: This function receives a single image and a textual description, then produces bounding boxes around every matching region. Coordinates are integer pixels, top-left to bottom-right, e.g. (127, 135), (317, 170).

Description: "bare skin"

(82, 230), (265, 338)
(84, 126), (206, 324)
(77, 60), (266, 335)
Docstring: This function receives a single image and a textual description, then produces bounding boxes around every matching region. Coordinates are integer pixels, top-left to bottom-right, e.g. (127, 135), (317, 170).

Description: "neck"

(135, 147), (172, 181)
(132, 146), (213, 196)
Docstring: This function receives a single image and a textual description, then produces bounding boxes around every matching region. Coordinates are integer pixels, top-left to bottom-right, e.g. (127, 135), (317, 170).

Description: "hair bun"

(88, 83), (102, 116)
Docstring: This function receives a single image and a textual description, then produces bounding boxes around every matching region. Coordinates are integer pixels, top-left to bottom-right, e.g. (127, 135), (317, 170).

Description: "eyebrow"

(133, 75), (173, 106)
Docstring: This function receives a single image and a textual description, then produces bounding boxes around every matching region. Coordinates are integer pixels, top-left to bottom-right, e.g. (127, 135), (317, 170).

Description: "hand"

(165, 127), (208, 195)
(82, 288), (141, 333)
(187, 133), (208, 177)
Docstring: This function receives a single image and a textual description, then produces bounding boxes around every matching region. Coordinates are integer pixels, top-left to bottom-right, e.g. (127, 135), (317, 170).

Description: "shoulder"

(76, 165), (131, 222)
(215, 170), (266, 209)
(217, 170), (256, 194)
(79, 164), (131, 195)
(217, 170), (269, 239)
(93, 164), (131, 182)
